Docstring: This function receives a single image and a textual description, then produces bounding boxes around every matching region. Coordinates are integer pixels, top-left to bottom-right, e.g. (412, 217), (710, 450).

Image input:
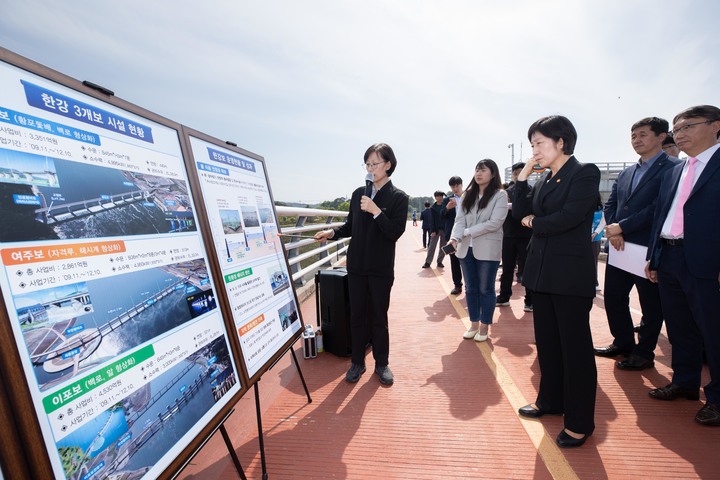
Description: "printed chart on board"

(187, 135), (302, 378)
(0, 59), (241, 480)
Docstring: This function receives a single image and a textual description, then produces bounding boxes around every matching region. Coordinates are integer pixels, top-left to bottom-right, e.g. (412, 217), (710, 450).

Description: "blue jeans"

(459, 248), (500, 325)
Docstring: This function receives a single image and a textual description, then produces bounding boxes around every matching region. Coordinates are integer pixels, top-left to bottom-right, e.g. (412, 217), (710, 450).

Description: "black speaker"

(315, 269), (352, 356)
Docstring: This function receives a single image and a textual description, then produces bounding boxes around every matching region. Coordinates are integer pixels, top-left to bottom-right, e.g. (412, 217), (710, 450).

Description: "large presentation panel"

(182, 130), (304, 381)
(0, 49), (244, 480)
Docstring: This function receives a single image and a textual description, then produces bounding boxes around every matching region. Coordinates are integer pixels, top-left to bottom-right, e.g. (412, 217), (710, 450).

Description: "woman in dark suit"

(512, 115), (601, 448)
(315, 143), (409, 386)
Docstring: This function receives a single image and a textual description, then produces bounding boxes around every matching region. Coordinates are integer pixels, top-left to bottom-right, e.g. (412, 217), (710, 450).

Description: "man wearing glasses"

(645, 105), (720, 426)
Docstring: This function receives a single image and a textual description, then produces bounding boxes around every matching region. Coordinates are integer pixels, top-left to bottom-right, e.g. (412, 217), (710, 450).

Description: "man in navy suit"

(645, 105), (720, 426)
(594, 117), (679, 370)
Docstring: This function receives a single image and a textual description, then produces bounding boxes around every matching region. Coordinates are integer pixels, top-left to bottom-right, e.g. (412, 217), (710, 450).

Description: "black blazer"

(604, 152), (679, 246)
(440, 196), (457, 233)
(334, 180), (409, 278)
(513, 157), (601, 297)
(647, 148), (720, 279)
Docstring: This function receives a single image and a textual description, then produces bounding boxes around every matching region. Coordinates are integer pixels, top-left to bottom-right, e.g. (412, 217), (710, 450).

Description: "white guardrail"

(275, 206), (350, 285)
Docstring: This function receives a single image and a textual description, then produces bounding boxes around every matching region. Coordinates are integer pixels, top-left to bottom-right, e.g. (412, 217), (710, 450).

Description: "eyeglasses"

(670, 120), (711, 136)
(363, 161), (386, 170)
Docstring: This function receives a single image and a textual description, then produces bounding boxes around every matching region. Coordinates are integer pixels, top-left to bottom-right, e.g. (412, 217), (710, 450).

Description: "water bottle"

(302, 324), (317, 358)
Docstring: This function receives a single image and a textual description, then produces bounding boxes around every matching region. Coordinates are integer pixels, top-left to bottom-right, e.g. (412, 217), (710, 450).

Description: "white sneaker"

(595, 286), (602, 291)
(474, 325), (489, 342)
(463, 328), (479, 339)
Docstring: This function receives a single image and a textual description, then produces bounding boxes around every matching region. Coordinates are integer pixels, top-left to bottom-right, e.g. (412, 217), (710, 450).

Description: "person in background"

(315, 143), (409, 386)
(662, 134), (682, 158)
(420, 201), (433, 248)
(412, 211), (417, 226)
(497, 162), (533, 312)
(591, 198), (605, 291)
(513, 115), (600, 448)
(645, 105), (720, 426)
(442, 176), (464, 295)
(422, 191), (446, 268)
(594, 117), (678, 371)
(446, 159), (507, 342)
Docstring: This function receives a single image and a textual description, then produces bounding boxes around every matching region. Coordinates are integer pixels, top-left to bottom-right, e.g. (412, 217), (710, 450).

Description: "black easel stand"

(290, 347), (312, 404)
(220, 423), (248, 480)
(254, 382), (269, 480)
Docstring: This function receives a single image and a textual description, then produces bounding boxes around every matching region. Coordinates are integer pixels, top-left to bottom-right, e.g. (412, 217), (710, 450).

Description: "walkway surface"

(179, 223), (719, 479)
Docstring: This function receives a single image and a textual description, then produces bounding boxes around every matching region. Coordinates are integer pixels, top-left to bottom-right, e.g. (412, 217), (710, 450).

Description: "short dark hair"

(527, 115), (577, 155)
(364, 143), (397, 176)
(511, 162), (525, 171)
(448, 176), (462, 186)
(631, 117), (669, 136)
(673, 105), (720, 139)
(424, 201), (430, 208)
(662, 135), (676, 147)
(433, 191), (445, 198)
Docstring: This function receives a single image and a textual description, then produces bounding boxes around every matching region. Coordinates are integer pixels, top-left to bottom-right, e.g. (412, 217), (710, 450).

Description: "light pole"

(507, 143), (515, 183)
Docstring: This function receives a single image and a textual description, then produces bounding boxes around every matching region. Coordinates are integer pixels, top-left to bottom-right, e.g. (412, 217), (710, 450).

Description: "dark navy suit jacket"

(604, 152), (679, 246)
(647, 147), (720, 279)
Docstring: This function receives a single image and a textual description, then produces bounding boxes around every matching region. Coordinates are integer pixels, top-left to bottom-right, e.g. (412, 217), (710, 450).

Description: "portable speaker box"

(315, 269), (352, 356)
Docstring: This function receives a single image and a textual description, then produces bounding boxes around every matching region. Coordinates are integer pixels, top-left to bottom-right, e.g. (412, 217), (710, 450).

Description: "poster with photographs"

(185, 133), (302, 378)
(0, 54), (242, 479)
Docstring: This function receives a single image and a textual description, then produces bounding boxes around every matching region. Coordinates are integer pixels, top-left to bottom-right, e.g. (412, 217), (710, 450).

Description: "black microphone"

(364, 172), (374, 197)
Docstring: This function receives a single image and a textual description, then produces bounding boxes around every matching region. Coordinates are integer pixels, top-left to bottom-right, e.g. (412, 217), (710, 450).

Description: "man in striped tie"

(645, 105), (720, 426)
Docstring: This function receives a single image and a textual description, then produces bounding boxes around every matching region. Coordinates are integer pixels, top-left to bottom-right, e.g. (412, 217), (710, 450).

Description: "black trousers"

(347, 273), (394, 367)
(499, 236), (531, 304)
(657, 244), (720, 404)
(442, 230), (462, 288)
(603, 263), (664, 360)
(533, 292), (596, 435)
(422, 228), (430, 248)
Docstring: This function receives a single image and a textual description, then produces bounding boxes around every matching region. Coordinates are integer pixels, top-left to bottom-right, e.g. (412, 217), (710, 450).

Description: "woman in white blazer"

(447, 159), (508, 342)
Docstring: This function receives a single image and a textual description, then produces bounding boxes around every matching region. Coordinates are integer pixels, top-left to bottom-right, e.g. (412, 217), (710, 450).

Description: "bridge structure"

(28, 277), (189, 372)
(178, 220), (718, 480)
(34, 189), (153, 225)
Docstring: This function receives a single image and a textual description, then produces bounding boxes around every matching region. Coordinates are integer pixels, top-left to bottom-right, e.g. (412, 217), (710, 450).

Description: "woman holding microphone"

(445, 159), (507, 342)
(512, 115), (600, 448)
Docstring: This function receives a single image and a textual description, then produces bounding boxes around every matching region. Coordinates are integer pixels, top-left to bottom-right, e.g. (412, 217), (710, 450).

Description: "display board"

(0, 48), (244, 479)
(182, 129), (304, 381)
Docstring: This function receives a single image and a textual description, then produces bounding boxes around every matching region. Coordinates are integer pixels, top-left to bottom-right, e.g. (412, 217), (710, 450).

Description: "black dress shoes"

(594, 344), (631, 357)
(518, 404), (563, 418)
(450, 286), (462, 295)
(695, 402), (720, 426)
(616, 354), (654, 371)
(556, 430), (589, 448)
(648, 383), (700, 401)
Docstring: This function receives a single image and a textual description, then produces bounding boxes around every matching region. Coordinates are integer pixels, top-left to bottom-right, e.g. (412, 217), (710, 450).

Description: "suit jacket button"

(623, 206), (628, 210)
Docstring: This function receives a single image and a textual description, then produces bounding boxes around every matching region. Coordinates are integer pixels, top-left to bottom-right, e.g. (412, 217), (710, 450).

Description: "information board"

(183, 131), (303, 380)
(0, 49), (243, 479)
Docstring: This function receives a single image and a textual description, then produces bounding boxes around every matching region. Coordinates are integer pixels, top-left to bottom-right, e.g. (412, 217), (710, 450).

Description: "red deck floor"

(179, 223), (719, 479)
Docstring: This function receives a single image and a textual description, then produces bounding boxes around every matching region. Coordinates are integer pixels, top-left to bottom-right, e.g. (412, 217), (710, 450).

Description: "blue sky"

(1, 1), (718, 203)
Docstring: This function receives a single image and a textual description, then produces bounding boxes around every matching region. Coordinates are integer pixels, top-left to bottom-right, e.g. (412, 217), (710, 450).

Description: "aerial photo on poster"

(53, 335), (237, 480)
(0, 57), (243, 480)
(16, 258), (214, 391)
